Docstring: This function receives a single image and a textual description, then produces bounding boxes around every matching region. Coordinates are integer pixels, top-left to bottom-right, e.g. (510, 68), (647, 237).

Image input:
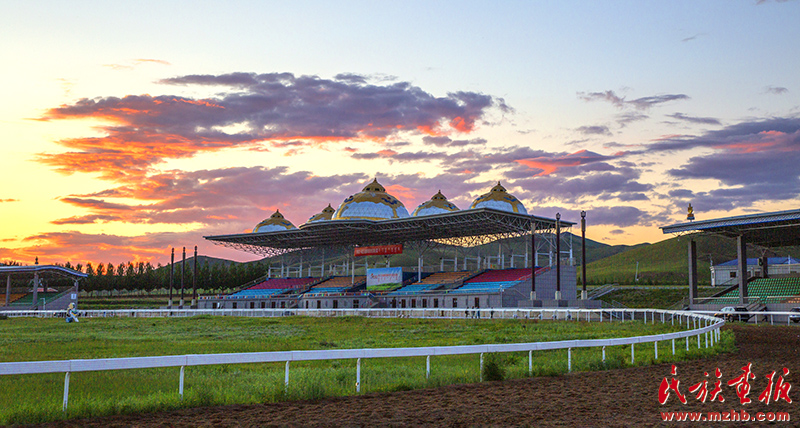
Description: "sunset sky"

(2, 1), (799, 266)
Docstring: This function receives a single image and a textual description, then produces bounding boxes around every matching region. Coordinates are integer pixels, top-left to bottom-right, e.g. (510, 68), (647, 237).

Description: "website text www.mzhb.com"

(661, 410), (790, 422)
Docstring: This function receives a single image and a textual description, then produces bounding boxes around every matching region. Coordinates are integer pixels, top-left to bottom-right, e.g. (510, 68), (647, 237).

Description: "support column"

(192, 246), (198, 308)
(688, 239), (698, 306)
(168, 248), (174, 308)
(581, 211), (587, 299)
(180, 247), (186, 308)
(5, 274), (10, 306)
(760, 255), (769, 279)
(32, 272), (39, 310)
(737, 235), (748, 305)
(530, 217), (536, 300)
(555, 213), (561, 300)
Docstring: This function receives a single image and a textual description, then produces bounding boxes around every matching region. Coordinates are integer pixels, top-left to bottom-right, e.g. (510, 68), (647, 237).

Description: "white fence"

(1, 308), (724, 412)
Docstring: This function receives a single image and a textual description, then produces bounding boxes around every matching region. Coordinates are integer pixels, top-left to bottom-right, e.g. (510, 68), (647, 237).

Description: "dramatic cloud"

(515, 150), (620, 176)
(0, 230), (220, 266)
(39, 72), (503, 180)
(578, 90), (689, 111)
(666, 112), (722, 125)
(765, 86), (789, 95)
(575, 125), (612, 136)
(662, 117), (800, 208)
(616, 112), (649, 127)
(51, 167), (369, 232)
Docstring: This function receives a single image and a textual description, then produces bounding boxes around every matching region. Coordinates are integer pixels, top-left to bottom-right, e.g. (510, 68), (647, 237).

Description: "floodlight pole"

(555, 213), (561, 300)
(581, 211), (587, 299)
(192, 246), (198, 308)
(168, 248), (174, 308)
(180, 247), (185, 308)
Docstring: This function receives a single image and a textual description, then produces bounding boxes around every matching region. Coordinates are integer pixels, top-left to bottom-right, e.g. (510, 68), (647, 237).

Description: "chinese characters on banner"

(659, 364), (792, 405)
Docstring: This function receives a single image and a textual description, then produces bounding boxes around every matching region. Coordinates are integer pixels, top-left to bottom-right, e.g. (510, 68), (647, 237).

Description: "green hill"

(584, 234), (742, 285)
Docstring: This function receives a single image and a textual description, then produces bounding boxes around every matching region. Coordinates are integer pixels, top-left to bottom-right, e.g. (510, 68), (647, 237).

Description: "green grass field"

(0, 315), (734, 425)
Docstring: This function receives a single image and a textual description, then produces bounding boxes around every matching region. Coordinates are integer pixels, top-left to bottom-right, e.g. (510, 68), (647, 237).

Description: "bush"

(482, 354), (505, 382)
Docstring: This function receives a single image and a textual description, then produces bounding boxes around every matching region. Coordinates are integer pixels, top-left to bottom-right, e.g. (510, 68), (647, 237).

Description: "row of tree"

(3, 259), (271, 294)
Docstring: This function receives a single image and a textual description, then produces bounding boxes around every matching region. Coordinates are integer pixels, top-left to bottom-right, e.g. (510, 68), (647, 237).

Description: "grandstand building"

(203, 179), (588, 310)
(662, 208), (800, 314)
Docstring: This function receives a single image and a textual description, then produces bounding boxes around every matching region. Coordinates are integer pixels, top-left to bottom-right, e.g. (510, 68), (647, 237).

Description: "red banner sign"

(354, 244), (403, 257)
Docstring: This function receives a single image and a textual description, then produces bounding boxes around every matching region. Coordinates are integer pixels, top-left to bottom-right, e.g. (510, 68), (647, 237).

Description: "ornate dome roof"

(253, 209), (297, 233)
(412, 190), (460, 216)
(332, 179), (410, 220)
(305, 204), (336, 223)
(469, 182), (528, 214)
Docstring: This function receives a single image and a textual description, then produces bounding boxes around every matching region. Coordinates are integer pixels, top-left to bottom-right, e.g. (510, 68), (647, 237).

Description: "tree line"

(2, 259), (270, 294)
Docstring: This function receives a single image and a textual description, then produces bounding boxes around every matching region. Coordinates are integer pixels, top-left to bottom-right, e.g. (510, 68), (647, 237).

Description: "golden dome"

(469, 182), (528, 214)
(332, 178), (410, 220)
(253, 209), (297, 233)
(306, 204), (336, 223)
(412, 190), (460, 216)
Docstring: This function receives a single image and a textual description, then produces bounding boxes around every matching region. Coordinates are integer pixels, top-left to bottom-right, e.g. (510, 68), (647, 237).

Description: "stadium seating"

(449, 268), (543, 294)
(463, 268), (531, 283)
(228, 277), (319, 298)
(249, 277), (318, 290)
(711, 277), (800, 304)
(0, 293), (26, 305)
(388, 271), (475, 295)
(8, 292), (60, 306)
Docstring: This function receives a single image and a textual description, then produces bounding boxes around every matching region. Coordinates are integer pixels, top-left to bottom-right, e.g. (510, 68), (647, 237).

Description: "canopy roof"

(0, 265), (88, 278)
(206, 208), (573, 257)
(660, 208), (800, 248)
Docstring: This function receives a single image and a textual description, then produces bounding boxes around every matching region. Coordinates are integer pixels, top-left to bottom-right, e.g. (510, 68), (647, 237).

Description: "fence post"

(568, 348), (572, 373)
(602, 346), (606, 362)
(697, 334), (701, 349)
(63, 372), (70, 411)
(654, 341), (658, 360)
(672, 338), (675, 355)
(480, 353), (484, 381)
(528, 350), (533, 375)
(426, 355), (430, 379)
(686, 336), (690, 351)
(179, 366), (185, 399)
(356, 358), (361, 392)
(631, 343), (634, 364)
(644, 311), (647, 324)
(285, 361), (290, 390)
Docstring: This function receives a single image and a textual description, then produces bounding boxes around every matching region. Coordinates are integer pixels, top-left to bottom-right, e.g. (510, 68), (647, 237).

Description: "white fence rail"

(1, 308), (724, 412)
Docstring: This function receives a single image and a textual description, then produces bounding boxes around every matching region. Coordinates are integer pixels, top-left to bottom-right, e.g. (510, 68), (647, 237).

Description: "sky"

(1, 0), (799, 266)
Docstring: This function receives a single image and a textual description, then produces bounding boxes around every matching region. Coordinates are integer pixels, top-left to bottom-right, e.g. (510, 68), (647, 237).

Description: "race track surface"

(28, 325), (800, 427)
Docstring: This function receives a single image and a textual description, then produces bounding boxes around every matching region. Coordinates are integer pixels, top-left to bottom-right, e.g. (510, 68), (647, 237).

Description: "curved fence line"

(1, 308), (724, 412)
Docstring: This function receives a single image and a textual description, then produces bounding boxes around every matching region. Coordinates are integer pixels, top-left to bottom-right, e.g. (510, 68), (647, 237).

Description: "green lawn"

(0, 315), (733, 425)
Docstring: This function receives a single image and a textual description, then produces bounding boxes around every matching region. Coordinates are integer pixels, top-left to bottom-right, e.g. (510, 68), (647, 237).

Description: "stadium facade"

(203, 179), (594, 310)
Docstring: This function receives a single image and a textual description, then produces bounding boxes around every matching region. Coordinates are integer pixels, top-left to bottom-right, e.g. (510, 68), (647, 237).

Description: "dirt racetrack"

(28, 325), (800, 427)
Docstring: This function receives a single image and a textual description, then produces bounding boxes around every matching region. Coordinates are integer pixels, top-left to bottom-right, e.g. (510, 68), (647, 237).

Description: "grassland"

(0, 315), (734, 425)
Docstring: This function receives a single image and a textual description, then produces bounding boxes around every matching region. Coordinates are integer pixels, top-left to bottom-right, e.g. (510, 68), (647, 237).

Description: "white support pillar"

(285, 361), (290, 389)
(63, 372), (70, 411)
(179, 366), (185, 399)
(631, 343), (635, 364)
(426, 355), (431, 379)
(356, 358), (361, 392)
(654, 342), (658, 360)
(602, 346), (606, 362)
(568, 348), (572, 372)
(528, 350), (533, 375)
(480, 353), (484, 381)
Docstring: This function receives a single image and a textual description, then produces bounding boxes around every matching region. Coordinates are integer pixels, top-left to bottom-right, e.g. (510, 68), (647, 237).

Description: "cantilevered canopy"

(0, 265), (88, 278)
(660, 208), (800, 248)
(205, 208), (573, 257)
